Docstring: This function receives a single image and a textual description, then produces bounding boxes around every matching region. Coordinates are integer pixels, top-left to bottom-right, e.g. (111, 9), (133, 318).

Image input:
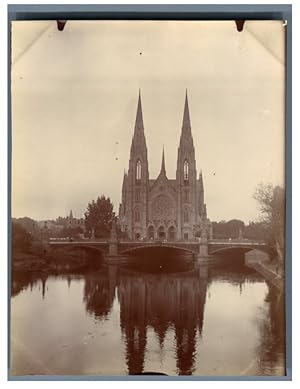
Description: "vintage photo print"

(10, 20), (286, 377)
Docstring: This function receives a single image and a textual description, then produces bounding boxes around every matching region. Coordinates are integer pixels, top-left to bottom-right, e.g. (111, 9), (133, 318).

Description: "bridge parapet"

(118, 240), (200, 255)
(208, 240), (268, 255)
(208, 239), (266, 245)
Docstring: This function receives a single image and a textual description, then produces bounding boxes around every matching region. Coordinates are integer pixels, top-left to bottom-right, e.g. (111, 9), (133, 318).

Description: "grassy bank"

(12, 246), (100, 273)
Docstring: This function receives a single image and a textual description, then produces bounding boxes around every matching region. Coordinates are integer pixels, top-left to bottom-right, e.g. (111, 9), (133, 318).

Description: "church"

(119, 91), (212, 241)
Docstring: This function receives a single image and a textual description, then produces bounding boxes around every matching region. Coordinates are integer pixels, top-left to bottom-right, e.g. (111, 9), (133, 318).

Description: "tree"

(253, 183), (274, 220)
(84, 195), (114, 238)
(12, 221), (33, 253)
(12, 217), (39, 239)
(254, 183), (285, 262)
(211, 219), (244, 239)
(59, 226), (83, 238)
(244, 221), (269, 241)
(226, 219), (245, 238)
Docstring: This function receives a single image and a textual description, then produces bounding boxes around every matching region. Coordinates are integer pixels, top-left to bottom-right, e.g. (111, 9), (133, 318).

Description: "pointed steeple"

(134, 89), (144, 135)
(198, 170), (205, 217)
(130, 90), (147, 156)
(160, 146), (166, 175)
(182, 89), (191, 136)
(199, 171), (204, 198)
(69, 210), (73, 219)
(199, 170), (204, 191)
(122, 170), (127, 191)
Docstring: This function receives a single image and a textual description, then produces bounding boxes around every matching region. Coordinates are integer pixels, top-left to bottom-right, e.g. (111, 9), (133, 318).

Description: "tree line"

(212, 219), (269, 241)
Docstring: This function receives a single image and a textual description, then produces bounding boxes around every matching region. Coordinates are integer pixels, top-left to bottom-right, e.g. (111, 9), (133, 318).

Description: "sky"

(11, 20), (285, 223)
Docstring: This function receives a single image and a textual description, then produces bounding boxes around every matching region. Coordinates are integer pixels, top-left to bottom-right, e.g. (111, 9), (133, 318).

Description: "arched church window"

(183, 160), (189, 181)
(134, 208), (140, 222)
(136, 160), (142, 181)
(183, 208), (189, 223)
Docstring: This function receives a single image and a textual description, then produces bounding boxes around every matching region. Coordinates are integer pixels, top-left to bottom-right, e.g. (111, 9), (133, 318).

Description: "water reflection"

(256, 284), (285, 375)
(84, 267), (117, 320)
(12, 271), (48, 299)
(11, 257), (285, 376)
(117, 268), (207, 375)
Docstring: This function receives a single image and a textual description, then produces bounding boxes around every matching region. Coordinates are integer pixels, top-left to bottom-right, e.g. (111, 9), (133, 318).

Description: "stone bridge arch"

(49, 244), (111, 265)
(208, 245), (269, 257)
(119, 243), (198, 256)
(50, 244), (107, 255)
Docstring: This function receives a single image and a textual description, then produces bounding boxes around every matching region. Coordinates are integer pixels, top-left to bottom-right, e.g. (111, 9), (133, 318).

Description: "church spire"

(134, 89), (144, 135)
(198, 170), (206, 217)
(131, 90), (147, 156)
(181, 89), (191, 136)
(160, 146), (166, 175)
(178, 90), (194, 152)
(122, 169), (127, 189)
(199, 170), (204, 191)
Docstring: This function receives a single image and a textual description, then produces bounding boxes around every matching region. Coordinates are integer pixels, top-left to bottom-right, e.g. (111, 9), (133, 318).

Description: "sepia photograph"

(10, 19), (287, 378)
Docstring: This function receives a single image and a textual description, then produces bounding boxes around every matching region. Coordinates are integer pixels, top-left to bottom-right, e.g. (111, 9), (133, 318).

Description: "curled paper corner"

(57, 20), (67, 31)
(235, 20), (246, 32)
(282, 20), (287, 27)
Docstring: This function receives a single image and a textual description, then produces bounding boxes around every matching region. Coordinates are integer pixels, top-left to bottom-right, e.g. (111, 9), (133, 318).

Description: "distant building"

(37, 220), (64, 238)
(37, 211), (86, 239)
(64, 210), (86, 231)
(119, 92), (212, 241)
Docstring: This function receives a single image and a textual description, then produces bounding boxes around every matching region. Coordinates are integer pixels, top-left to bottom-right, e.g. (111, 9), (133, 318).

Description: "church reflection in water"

(117, 268), (208, 375)
(82, 265), (208, 375)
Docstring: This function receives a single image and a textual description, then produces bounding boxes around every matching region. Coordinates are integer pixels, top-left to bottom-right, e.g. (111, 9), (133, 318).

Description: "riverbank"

(12, 249), (96, 273)
(245, 253), (284, 291)
(12, 252), (48, 272)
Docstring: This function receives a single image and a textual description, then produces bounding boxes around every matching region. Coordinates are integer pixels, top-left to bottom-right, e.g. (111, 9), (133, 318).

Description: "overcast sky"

(11, 20), (285, 223)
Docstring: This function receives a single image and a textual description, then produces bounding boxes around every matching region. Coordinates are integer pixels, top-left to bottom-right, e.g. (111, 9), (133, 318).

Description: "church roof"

(148, 178), (177, 192)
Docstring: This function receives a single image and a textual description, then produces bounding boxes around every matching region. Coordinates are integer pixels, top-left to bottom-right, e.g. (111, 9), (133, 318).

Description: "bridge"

(48, 238), (268, 261)
(207, 239), (268, 255)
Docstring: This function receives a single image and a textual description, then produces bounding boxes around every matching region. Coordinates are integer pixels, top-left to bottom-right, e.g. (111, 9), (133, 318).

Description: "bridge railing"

(49, 239), (109, 245)
(119, 239), (200, 244)
(209, 239), (266, 245)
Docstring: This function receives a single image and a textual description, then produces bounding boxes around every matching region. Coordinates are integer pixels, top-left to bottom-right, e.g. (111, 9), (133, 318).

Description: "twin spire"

(131, 89), (146, 154)
(134, 88), (191, 136)
(182, 89), (191, 134)
(134, 89), (144, 135)
(199, 170), (204, 191)
(132, 89), (193, 175)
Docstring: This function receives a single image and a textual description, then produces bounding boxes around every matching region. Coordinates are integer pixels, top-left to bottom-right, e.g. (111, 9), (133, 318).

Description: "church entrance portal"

(168, 226), (176, 240)
(158, 226), (166, 240)
(147, 226), (155, 240)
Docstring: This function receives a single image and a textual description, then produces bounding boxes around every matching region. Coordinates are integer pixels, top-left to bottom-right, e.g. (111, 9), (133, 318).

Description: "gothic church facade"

(119, 92), (211, 241)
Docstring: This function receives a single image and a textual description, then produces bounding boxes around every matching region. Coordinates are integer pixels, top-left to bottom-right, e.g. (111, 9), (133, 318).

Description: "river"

(10, 253), (285, 377)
